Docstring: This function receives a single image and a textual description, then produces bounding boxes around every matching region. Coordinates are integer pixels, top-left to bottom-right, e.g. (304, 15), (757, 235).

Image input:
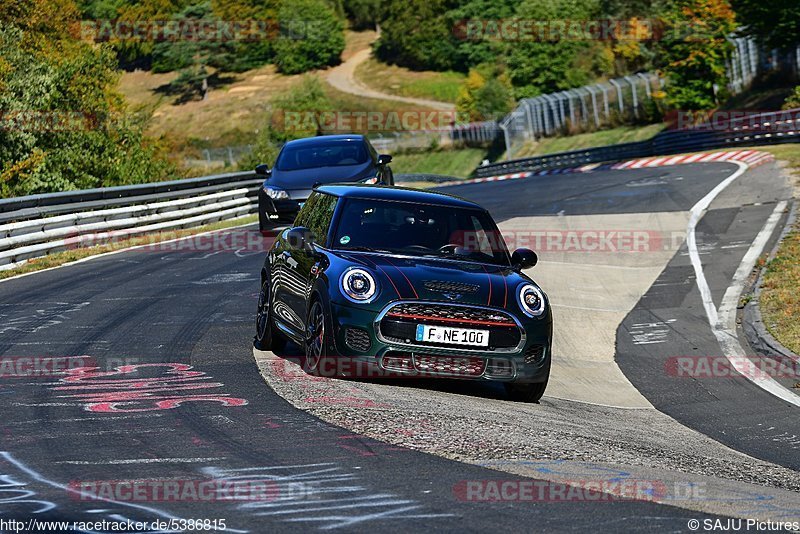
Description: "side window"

(293, 193), (316, 228)
(468, 215), (496, 257)
(304, 193), (338, 247)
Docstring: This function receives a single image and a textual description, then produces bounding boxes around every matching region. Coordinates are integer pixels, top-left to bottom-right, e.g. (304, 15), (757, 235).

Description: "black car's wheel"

(255, 278), (286, 352)
(304, 300), (330, 373)
(505, 380), (548, 403)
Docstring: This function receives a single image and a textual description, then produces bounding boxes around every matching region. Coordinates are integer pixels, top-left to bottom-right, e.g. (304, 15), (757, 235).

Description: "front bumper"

(259, 189), (304, 220)
(325, 300), (552, 383)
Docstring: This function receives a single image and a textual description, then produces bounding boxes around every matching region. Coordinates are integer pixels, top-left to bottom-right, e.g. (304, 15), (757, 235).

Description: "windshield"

(274, 140), (369, 171)
(332, 198), (511, 266)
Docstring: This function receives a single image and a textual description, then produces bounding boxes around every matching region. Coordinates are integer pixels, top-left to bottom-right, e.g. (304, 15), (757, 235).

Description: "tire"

(254, 277), (286, 352)
(504, 380), (548, 403)
(304, 299), (331, 373)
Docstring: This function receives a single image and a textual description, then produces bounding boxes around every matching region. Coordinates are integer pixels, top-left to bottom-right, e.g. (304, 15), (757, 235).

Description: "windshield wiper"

(339, 246), (393, 254)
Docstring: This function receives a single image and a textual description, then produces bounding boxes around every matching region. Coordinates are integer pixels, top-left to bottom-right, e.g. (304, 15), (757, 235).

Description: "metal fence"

(368, 121), (500, 153)
(499, 73), (665, 159)
(0, 171), (260, 271)
(475, 108), (800, 178)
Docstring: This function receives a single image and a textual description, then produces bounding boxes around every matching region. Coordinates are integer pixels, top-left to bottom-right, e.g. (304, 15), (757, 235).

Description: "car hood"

(267, 162), (376, 198)
(335, 251), (531, 309)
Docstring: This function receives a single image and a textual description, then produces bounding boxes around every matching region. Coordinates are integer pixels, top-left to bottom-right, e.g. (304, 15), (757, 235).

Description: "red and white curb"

(611, 150), (774, 170)
(438, 163), (603, 187)
(448, 150), (775, 188)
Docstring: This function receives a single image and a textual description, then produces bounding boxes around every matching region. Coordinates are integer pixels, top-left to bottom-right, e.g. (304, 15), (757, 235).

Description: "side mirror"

(286, 226), (315, 252)
(511, 248), (538, 270)
(378, 154), (392, 165)
(255, 164), (271, 176)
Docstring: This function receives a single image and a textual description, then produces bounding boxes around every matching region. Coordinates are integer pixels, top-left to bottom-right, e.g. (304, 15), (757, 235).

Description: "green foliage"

(0, 7), (173, 198)
(273, 0), (344, 74)
(731, 0), (800, 50)
(506, 0), (609, 98)
(270, 76), (332, 140)
(445, 0), (517, 70)
(456, 65), (514, 121)
(374, 0), (460, 71)
(656, 0), (736, 110)
(783, 87), (800, 110)
(344, 0), (381, 30)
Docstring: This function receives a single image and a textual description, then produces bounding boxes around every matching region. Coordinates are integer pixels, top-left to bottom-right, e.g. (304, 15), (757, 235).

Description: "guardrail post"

(609, 79), (624, 114)
(625, 76), (639, 118)
(586, 86), (601, 128)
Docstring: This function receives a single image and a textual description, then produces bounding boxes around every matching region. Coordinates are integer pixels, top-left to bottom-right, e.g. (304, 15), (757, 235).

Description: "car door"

(283, 192), (338, 332)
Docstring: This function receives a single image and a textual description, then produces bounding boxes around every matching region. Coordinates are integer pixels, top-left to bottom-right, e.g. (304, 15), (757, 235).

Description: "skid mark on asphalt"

(201, 463), (456, 529)
(0, 302), (90, 336)
(0, 451), (238, 533)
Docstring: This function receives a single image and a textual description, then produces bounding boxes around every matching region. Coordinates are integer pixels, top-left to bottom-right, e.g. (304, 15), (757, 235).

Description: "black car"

(254, 184), (552, 402)
(256, 134), (394, 231)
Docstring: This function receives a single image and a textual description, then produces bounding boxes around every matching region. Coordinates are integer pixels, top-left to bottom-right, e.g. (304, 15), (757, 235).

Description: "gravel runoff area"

(254, 350), (800, 522)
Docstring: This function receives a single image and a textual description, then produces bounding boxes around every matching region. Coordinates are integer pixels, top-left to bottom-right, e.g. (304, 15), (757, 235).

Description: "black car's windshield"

(275, 140), (369, 171)
(332, 198), (511, 266)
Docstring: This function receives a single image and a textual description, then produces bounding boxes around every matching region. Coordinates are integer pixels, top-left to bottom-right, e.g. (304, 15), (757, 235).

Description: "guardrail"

(476, 108), (800, 178)
(0, 171), (260, 271)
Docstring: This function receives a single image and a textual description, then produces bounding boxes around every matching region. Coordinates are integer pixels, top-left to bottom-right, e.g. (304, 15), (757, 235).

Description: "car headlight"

(517, 283), (546, 317)
(341, 268), (378, 302)
(263, 186), (289, 200)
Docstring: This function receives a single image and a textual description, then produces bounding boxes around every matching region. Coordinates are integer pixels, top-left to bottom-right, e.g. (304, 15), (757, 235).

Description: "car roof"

(284, 134), (365, 147)
(315, 184), (484, 210)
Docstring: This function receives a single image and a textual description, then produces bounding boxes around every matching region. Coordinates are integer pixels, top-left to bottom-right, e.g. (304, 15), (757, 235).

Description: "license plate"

(415, 324), (489, 347)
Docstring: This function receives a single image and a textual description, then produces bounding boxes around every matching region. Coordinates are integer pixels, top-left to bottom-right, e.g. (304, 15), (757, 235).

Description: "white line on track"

(686, 162), (800, 407)
(56, 457), (228, 465)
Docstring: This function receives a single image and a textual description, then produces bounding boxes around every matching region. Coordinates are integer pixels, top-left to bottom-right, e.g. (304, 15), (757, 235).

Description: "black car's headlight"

(517, 283), (546, 317)
(263, 185), (289, 200)
(341, 268), (378, 303)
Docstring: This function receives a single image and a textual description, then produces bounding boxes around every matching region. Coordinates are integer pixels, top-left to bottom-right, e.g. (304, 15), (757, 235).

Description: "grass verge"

(391, 147), (488, 179)
(353, 57), (464, 104)
(0, 215), (258, 281)
(513, 123), (666, 159)
(754, 143), (800, 356)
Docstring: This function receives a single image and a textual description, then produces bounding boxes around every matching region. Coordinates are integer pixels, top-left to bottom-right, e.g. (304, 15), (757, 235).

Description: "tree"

(657, 0), (736, 110)
(273, 0), (344, 75)
(506, 0), (609, 98)
(270, 76), (332, 140)
(730, 0), (799, 50)
(344, 0), (381, 30)
(456, 65), (514, 121)
(374, 0), (460, 71)
(0, 1), (173, 198)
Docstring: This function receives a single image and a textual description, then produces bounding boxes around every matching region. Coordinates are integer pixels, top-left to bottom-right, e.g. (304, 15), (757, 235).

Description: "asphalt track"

(0, 160), (797, 532)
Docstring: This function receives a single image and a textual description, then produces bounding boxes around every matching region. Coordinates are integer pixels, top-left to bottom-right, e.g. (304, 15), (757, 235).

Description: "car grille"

(524, 344), (546, 364)
(414, 355), (486, 377)
(344, 327), (371, 352)
(386, 302), (516, 326)
(379, 302), (521, 351)
(423, 280), (480, 294)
